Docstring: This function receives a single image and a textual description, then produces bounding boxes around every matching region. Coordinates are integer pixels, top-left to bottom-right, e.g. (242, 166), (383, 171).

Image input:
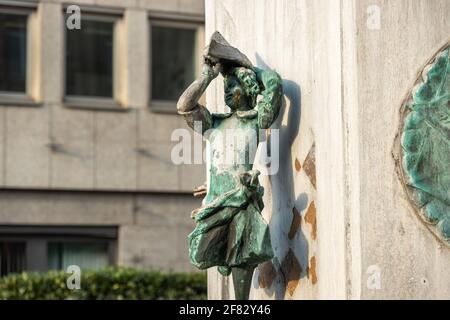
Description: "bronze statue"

(177, 31), (283, 300)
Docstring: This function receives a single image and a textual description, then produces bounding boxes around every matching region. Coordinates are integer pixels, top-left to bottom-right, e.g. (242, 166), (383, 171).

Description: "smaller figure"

(177, 32), (283, 299)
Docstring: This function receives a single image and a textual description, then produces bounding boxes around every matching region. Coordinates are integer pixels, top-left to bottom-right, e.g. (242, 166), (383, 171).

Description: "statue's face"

(223, 75), (250, 111)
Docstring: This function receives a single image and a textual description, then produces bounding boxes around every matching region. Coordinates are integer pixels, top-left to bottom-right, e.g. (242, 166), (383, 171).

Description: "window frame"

(0, 3), (40, 107)
(148, 18), (204, 114)
(63, 11), (124, 111)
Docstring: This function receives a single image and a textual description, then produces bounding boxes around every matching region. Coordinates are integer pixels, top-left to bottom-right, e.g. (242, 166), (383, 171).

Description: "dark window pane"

(48, 242), (109, 271)
(66, 20), (113, 97)
(151, 26), (196, 101)
(0, 242), (26, 276)
(0, 14), (27, 93)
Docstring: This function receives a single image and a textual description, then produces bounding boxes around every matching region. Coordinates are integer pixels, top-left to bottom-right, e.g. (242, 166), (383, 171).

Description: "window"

(66, 18), (114, 98)
(150, 22), (200, 110)
(48, 242), (109, 271)
(0, 226), (117, 275)
(0, 242), (26, 276)
(0, 12), (28, 93)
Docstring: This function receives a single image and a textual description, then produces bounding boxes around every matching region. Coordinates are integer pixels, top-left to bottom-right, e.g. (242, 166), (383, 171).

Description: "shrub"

(0, 267), (207, 300)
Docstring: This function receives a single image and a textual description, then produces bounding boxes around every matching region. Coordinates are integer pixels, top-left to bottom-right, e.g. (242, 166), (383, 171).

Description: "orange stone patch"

(258, 261), (277, 289)
(308, 256), (318, 285)
(281, 249), (302, 296)
(304, 201), (317, 240)
(288, 207), (302, 240)
(295, 158), (301, 172)
(303, 143), (316, 189)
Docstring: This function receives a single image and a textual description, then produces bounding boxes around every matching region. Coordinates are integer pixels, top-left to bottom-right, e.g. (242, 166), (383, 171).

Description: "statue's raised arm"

(176, 57), (220, 134)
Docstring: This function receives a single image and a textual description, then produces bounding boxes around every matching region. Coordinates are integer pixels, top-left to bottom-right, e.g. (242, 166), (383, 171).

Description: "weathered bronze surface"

(177, 31), (283, 299)
(400, 47), (450, 243)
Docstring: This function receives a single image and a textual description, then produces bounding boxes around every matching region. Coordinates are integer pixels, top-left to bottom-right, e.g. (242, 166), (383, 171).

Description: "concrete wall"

(0, 105), (204, 192)
(0, 0), (205, 192)
(0, 190), (198, 271)
(0, 0), (205, 272)
(206, 0), (450, 299)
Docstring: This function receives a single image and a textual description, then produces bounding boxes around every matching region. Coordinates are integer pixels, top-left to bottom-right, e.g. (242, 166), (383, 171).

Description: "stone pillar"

(205, 0), (450, 300)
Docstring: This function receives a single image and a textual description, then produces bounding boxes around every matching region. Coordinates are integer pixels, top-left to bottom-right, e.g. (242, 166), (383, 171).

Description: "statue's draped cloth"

(189, 170), (273, 276)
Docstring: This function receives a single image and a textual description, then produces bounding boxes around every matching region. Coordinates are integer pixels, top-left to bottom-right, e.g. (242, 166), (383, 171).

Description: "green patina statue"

(401, 47), (450, 243)
(177, 32), (282, 299)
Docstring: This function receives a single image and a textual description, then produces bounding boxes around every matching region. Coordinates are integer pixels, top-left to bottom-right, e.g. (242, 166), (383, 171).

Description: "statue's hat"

(205, 31), (254, 69)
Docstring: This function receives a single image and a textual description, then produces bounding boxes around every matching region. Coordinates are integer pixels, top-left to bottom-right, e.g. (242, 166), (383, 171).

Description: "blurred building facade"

(0, 0), (204, 276)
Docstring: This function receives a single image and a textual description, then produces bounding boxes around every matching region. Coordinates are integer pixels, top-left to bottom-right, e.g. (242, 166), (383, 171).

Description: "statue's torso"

(204, 113), (259, 204)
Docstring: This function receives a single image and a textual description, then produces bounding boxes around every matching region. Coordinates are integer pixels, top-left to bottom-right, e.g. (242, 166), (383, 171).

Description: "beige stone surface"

(179, 162), (205, 191)
(354, 0), (450, 299)
(39, 2), (64, 103)
(0, 191), (134, 225)
(118, 223), (196, 272)
(94, 111), (138, 190)
(5, 106), (51, 188)
(205, 0), (323, 301)
(138, 110), (182, 143)
(1, 105), (202, 192)
(0, 0), (205, 193)
(135, 193), (198, 228)
(137, 140), (178, 191)
(2, 108), (201, 192)
(124, 9), (149, 109)
(50, 106), (95, 188)
(206, 0), (450, 300)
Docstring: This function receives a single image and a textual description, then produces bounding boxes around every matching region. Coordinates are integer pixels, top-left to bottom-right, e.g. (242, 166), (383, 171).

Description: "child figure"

(177, 32), (282, 300)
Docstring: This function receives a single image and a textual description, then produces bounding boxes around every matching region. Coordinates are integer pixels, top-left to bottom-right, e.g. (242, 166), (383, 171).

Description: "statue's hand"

(202, 55), (221, 79)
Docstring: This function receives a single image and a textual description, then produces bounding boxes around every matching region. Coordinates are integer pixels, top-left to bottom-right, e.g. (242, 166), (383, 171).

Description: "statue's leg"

(232, 266), (255, 300)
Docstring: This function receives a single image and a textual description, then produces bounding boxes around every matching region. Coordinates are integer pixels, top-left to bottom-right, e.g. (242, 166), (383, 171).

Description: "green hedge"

(0, 268), (207, 300)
